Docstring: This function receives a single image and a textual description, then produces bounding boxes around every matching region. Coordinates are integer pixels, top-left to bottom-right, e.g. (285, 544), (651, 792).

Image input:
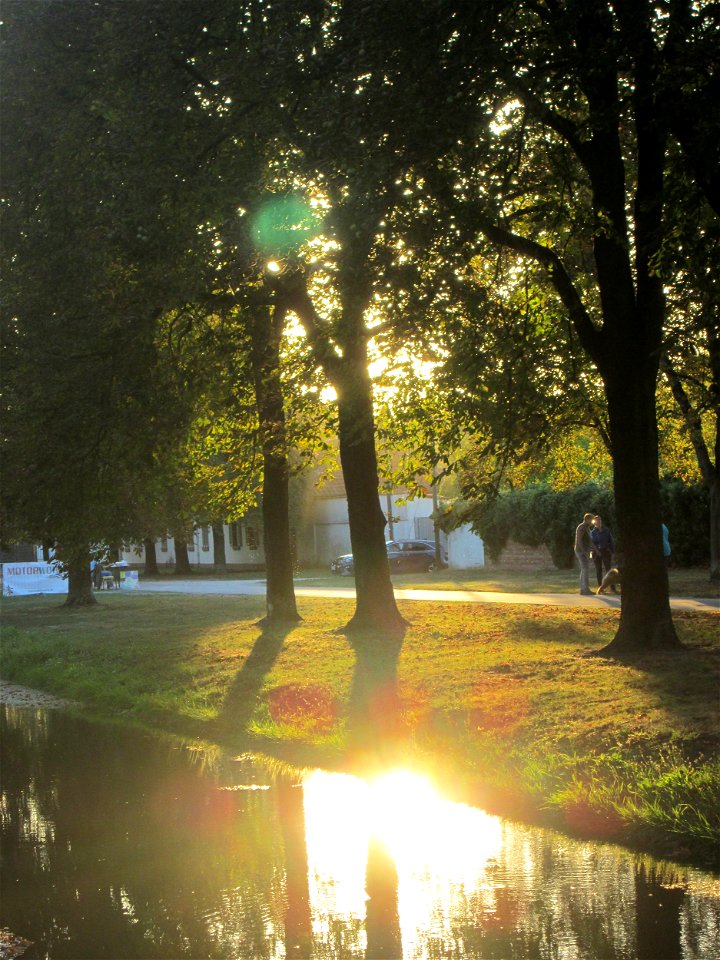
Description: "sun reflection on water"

(302, 768), (503, 955)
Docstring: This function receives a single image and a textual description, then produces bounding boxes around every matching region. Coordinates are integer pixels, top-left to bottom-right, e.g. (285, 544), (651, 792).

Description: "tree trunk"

(173, 536), (192, 576)
(212, 522), (227, 572)
(281, 241), (403, 633)
(64, 547), (96, 607)
(710, 474), (720, 582)
(251, 303), (300, 624)
(337, 362), (406, 634)
(143, 538), (159, 576)
(570, 15), (679, 655)
(261, 456), (301, 622)
(597, 364), (681, 655)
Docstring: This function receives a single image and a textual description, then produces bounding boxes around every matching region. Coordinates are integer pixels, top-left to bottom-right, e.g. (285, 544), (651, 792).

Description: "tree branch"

(274, 273), (342, 381)
(509, 76), (588, 161)
(476, 217), (602, 359)
(660, 354), (715, 484)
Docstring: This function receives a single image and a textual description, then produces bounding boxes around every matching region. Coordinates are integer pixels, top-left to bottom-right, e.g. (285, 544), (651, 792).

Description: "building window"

(247, 525), (259, 551)
(187, 536), (195, 552)
(160, 537), (168, 553)
(230, 522), (243, 551)
(201, 526), (210, 552)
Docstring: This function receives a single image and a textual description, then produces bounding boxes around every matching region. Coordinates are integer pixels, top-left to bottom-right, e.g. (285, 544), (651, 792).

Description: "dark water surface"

(1, 705), (718, 960)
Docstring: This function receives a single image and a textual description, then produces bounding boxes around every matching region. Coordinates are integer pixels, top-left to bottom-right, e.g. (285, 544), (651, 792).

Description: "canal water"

(1, 704), (719, 959)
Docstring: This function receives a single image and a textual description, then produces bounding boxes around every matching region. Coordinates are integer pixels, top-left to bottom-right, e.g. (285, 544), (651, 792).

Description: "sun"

(300, 766), (504, 951)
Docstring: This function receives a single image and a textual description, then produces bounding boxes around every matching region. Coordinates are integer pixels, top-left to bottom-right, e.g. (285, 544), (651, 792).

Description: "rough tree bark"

(336, 358), (405, 633)
(173, 536), (192, 575)
(64, 545), (96, 607)
(599, 356), (678, 651)
(143, 537), (159, 576)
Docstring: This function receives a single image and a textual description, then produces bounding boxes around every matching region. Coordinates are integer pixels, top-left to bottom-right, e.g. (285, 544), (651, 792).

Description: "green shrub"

(470, 482), (615, 569)
(448, 479), (708, 570)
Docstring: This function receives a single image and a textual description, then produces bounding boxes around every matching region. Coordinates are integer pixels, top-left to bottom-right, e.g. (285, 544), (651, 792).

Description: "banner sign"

(118, 569), (139, 590)
(2, 562), (68, 596)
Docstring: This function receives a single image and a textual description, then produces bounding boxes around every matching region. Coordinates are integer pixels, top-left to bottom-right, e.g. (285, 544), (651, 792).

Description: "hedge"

(455, 480), (708, 569)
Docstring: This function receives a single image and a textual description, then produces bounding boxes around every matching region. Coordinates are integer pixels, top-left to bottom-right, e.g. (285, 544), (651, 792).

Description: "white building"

(119, 473), (485, 571)
(119, 519), (264, 570)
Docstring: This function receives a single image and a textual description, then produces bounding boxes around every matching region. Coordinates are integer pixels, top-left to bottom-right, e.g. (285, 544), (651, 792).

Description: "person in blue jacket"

(590, 515), (615, 589)
(662, 523), (671, 565)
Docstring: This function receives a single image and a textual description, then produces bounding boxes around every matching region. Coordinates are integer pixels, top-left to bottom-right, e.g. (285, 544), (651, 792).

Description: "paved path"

(138, 578), (719, 613)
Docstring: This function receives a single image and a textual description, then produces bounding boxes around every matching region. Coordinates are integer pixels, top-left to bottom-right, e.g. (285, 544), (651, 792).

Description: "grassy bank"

(1, 591), (718, 867)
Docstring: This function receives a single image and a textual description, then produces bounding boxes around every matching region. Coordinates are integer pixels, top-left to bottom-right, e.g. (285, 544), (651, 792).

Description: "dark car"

(330, 539), (443, 576)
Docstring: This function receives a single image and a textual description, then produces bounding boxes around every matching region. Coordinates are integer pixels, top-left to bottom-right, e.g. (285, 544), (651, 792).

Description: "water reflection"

(1, 704), (719, 959)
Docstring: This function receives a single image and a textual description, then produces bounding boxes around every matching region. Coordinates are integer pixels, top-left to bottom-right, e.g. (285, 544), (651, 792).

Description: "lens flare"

(251, 195), (320, 255)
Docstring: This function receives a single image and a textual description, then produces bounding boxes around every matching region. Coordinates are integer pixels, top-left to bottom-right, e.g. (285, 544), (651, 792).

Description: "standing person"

(662, 523), (671, 566)
(91, 560), (103, 590)
(590, 515), (615, 589)
(574, 512), (595, 596)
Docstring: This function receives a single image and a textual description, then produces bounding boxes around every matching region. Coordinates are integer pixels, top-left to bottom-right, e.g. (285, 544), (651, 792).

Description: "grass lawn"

(1, 590), (718, 867)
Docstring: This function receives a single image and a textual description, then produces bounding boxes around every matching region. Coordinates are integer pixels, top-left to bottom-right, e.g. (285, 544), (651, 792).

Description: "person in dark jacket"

(590, 515), (615, 589)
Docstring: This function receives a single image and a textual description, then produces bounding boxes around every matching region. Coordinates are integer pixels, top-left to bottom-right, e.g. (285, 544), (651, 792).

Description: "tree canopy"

(1, 0), (716, 644)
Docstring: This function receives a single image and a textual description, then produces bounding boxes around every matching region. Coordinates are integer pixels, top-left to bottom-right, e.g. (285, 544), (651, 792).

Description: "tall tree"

(225, 1), (432, 632)
(0, 0), (182, 603)
(423, 0), (719, 652)
(328, 0), (717, 649)
(257, 0), (500, 631)
(248, 294), (302, 622)
(281, 236), (408, 634)
(1, 0), (312, 617)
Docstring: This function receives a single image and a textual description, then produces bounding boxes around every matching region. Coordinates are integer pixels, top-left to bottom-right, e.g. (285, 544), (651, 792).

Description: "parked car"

(329, 539), (444, 576)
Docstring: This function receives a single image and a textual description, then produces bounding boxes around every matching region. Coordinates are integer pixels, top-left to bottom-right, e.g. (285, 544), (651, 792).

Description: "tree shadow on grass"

(505, 611), (719, 752)
(215, 621), (298, 743)
(603, 641), (720, 753)
(346, 625), (407, 772)
(510, 611), (619, 648)
(577, 612), (717, 754)
(585, 612), (718, 669)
